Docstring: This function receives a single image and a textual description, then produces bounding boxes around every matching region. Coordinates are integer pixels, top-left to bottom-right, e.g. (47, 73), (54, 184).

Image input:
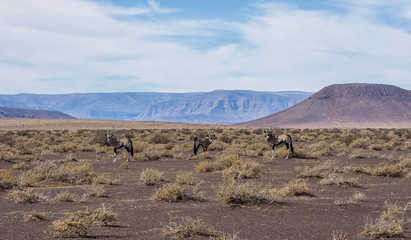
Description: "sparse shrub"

(196, 161), (218, 173)
(353, 192), (366, 202)
(278, 179), (312, 197)
(361, 201), (408, 238)
(175, 172), (198, 186)
(306, 141), (332, 157)
(320, 174), (359, 187)
(219, 134), (232, 143)
(84, 184), (107, 198)
(196, 153), (242, 173)
(384, 140), (402, 150)
(343, 135), (355, 146)
(152, 183), (202, 202)
(0, 169), (18, 189)
(296, 160), (339, 179)
(149, 133), (171, 144)
(214, 180), (279, 204)
(56, 191), (79, 202)
(350, 138), (370, 149)
(329, 231), (348, 240)
(24, 211), (46, 221)
(140, 168), (164, 186)
(51, 209), (95, 238)
(159, 216), (217, 238)
(211, 232), (241, 240)
(12, 162), (30, 170)
(369, 143), (383, 151)
(245, 143), (266, 157)
(343, 165), (370, 174)
(196, 151), (212, 159)
(210, 141), (228, 151)
(349, 149), (376, 159)
(93, 204), (118, 226)
(26, 161), (98, 185)
(370, 163), (403, 177)
(7, 188), (48, 203)
(223, 160), (262, 179)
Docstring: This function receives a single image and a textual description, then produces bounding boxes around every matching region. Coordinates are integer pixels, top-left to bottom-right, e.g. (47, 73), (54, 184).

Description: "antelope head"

(263, 129), (273, 139)
(105, 128), (115, 141)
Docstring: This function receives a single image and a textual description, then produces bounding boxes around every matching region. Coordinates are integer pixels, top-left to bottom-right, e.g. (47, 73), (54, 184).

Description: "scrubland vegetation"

(0, 127), (410, 239)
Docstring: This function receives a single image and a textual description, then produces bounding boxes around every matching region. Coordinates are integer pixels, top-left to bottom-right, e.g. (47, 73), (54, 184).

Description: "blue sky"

(0, 0), (410, 94)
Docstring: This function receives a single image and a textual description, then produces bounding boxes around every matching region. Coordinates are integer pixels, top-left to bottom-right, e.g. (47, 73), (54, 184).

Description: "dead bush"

(175, 172), (198, 186)
(214, 180), (279, 204)
(361, 201), (408, 238)
(278, 179), (312, 197)
(55, 191), (80, 202)
(140, 168), (164, 186)
(152, 183), (203, 202)
(320, 174), (360, 187)
(7, 188), (48, 203)
(0, 169), (18, 189)
(51, 209), (95, 238)
(222, 160), (262, 179)
(159, 216), (217, 238)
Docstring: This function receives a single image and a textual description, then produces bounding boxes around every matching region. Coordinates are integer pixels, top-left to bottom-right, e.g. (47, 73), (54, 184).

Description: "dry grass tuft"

(93, 204), (118, 226)
(278, 179), (313, 197)
(55, 191), (80, 202)
(296, 160), (339, 179)
(51, 209), (95, 238)
(152, 183), (203, 202)
(320, 174), (360, 187)
(222, 160), (262, 179)
(140, 168), (164, 186)
(0, 169), (18, 189)
(159, 216), (217, 238)
(214, 180), (279, 204)
(175, 172), (198, 186)
(24, 211), (46, 222)
(7, 188), (48, 203)
(361, 201), (408, 238)
(370, 163), (404, 177)
(329, 230), (348, 240)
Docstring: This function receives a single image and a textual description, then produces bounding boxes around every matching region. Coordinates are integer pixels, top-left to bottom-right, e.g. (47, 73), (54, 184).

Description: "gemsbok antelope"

(264, 130), (294, 161)
(105, 130), (134, 162)
(193, 134), (214, 155)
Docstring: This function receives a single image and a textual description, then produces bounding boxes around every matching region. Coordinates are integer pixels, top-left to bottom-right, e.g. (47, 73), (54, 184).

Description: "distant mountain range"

(0, 106), (75, 119)
(241, 83), (411, 128)
(0, 90), (311, 124)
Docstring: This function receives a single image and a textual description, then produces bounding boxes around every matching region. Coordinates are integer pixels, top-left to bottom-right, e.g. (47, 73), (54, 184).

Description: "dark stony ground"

(0, 127), (410, 240)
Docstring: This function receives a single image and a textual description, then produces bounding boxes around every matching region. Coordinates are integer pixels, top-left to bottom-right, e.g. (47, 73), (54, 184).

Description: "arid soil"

(0, 120), (410, 240)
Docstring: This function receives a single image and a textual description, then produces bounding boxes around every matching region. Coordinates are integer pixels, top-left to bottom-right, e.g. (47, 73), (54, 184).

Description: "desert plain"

(0, 119), (410, 240)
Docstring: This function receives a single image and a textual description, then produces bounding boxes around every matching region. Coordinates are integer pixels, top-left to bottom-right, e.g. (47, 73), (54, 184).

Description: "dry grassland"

(0, 119), (410, 239)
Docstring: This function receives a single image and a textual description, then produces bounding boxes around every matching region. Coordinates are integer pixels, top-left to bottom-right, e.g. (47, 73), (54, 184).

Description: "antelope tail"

(287, 135), (294, 153)
(130, 140), (134, 157)
(193, 137), (198, 155)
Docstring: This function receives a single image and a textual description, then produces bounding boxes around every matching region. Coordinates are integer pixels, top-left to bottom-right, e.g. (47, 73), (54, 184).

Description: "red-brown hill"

(0, 106), (75, 119)
(240, 83), (411, 128)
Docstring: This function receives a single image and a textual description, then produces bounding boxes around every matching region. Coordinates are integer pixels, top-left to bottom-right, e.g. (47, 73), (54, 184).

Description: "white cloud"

(0, 0), (410, 94)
